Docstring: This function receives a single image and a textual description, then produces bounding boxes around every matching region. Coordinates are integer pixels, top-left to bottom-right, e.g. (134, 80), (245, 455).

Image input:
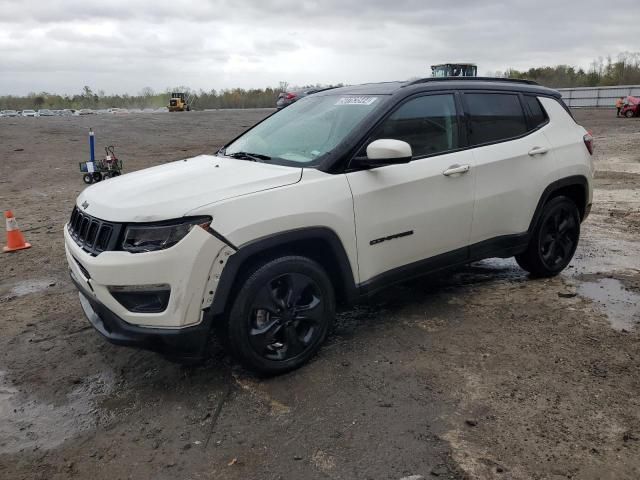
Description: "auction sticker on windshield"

(335, 96), (377, 106)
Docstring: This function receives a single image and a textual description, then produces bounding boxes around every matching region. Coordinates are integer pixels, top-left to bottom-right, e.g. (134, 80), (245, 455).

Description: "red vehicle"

(621, 96), (640, 118)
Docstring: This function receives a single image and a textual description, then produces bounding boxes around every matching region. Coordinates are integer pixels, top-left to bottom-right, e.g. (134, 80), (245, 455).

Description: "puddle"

(0, 278), (55, 301)
(0, 370), (116, 454)
(577, 278), (640, 331)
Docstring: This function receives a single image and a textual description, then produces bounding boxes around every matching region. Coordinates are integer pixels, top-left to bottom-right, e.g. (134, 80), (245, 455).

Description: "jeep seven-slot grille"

(68, 207), (121, 255)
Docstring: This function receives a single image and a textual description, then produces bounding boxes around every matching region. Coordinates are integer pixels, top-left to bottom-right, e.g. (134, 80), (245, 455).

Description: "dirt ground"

(0, 108), (639, 480)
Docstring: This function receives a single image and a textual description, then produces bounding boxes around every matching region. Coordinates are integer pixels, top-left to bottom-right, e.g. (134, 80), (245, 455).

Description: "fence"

(556, 85), (640, 108)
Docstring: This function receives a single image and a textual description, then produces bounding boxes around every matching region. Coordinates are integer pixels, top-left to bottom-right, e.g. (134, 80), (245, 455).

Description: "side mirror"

(352, 139), (413, 169)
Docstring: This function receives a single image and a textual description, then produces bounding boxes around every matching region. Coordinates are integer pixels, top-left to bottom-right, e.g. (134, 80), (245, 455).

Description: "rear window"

(465, 93), (528, 146)
(523, 95), (548, 129)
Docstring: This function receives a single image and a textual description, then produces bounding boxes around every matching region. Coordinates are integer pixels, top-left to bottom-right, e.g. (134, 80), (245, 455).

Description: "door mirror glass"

(353, 139), (412, 168)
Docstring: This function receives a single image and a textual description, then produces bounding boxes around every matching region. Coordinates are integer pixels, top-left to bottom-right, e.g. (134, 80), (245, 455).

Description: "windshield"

(222, 94), (381, 166)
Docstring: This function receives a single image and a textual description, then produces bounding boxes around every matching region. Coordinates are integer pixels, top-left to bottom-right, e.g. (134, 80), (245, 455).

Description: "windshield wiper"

(226, 151), (271, 162)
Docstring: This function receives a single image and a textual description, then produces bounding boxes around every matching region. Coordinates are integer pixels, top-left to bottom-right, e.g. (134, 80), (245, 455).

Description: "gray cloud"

(0, 0), (637, 95)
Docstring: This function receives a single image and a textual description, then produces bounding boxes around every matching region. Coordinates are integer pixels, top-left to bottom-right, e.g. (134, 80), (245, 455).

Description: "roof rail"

(404, 77), (539, 87)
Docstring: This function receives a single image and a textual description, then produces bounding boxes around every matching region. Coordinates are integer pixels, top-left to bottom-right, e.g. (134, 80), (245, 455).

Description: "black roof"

(316, 77), (560, 98)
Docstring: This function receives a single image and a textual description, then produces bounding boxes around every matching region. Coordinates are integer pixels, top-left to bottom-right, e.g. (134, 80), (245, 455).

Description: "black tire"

(82, 173), (93, 184)
(515, 196), (580, 277)
(92, 172), (103, 182)
(111, 171), (121, 177)
(226, 256), (335, 375)
(625, 109), (635, 118)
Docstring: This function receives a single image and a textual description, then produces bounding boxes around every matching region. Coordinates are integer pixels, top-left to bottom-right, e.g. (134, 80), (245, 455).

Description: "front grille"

(68, 207), (122, 255)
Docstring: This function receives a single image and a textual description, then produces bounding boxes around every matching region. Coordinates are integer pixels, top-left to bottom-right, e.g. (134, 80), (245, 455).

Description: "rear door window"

(464, 93), (527, 146)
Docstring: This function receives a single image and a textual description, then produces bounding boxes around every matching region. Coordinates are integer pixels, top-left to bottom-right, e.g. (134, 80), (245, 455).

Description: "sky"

(0, 0), (638, 96)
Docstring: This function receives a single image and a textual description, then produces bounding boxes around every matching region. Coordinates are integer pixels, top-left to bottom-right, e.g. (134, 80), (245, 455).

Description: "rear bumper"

(72, 274), (212, 361)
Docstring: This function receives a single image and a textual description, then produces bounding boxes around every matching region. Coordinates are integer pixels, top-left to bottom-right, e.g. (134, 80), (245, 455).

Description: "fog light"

(108, 284), (171, 313)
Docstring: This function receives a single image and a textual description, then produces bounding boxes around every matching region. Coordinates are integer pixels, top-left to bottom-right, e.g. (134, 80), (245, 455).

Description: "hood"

(78, 155), (302, 222)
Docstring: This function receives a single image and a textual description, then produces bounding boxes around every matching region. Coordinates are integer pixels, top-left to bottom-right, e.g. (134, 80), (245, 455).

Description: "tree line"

(2, 52), (639, 111)
(502, 52), (640, 88)
(0, 85), (288, 111)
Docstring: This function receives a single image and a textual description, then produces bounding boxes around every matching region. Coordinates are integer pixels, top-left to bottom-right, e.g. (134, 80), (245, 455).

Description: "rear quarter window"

(464, 93), (528, 146)
(523, 95), (548, 129)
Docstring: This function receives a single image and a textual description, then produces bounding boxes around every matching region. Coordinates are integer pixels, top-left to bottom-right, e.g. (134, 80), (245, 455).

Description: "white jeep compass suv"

(65, 78), (594, 374)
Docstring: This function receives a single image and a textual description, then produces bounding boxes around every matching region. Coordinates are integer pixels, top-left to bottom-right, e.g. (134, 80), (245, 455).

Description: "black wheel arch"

(528, 175), (590, 233)
(208, 227), (358, 319)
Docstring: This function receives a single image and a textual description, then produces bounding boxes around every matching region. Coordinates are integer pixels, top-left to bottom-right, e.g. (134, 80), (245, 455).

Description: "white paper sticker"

(86, 162), (95, 173)
(6, 217), (18, 231)
(335, 96), (377, 106)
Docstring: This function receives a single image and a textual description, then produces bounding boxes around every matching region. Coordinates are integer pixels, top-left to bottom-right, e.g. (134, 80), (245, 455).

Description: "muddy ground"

(0, 108), (639, 480)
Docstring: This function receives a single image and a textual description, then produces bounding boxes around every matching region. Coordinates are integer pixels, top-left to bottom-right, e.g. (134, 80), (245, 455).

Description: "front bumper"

(71, 274), (212, 361)
(64, 224), (233, 328)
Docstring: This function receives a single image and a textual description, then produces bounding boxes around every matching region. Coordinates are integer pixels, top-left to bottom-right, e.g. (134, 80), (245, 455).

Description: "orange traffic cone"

(3, 211), (31, 253)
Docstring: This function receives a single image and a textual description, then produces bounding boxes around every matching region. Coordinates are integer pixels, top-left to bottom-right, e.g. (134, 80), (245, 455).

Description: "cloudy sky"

(1, 0), (638, 95)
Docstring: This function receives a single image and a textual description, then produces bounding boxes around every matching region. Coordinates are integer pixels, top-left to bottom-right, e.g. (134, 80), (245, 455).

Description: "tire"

(226, 256), (335, 375)
(515, 196), (580, 277)
(92, 172), (103, 182)
(111, 171), (121, 177)
(625, 109), (635, 118)
(82, 173), (93, 184)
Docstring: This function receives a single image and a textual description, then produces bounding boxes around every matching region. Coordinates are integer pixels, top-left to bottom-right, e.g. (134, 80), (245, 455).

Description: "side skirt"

(356, 232), (529, 298)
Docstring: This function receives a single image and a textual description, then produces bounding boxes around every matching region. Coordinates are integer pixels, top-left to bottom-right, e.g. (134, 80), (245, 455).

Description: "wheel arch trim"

(528, 175), (590, 233)
(207, 227), (358, 317)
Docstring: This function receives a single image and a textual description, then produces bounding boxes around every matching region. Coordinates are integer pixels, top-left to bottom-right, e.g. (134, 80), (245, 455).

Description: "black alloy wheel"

(248, 272), (323, 361)
(227, 256), (335, 375)
(516, 196), (580, 277)
(538, 203), (579, 271)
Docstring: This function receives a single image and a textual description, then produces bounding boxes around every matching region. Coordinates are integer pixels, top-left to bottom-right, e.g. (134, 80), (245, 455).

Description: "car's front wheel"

(625, 109), (635, 118)
(226, 256), (335, 375)
(516, 196), (581, 277)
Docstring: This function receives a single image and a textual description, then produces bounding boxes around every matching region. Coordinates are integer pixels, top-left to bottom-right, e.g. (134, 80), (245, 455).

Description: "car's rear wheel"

(515, 196), (580, 277)
(226, 256), (335, 375)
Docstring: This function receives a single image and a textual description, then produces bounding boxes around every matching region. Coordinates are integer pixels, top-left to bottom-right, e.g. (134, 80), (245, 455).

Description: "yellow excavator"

(168, 92), (192, 112)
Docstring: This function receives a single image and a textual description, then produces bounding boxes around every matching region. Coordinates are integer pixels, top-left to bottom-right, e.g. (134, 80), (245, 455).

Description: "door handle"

(528, 146), (549, 156)
(442, 164), (470, 176)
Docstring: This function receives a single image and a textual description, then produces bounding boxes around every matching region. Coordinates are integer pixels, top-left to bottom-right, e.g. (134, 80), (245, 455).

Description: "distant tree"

(33, 96), (45, 109)
(139, 86), (155, 97)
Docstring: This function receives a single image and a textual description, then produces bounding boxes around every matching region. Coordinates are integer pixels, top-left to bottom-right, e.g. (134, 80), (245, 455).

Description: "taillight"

(583, 131), (594, 155)
(285, 92), (297, 100)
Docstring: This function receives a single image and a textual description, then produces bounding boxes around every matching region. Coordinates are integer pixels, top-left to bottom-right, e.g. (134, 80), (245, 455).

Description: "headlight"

(122, 216), (211, 253)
